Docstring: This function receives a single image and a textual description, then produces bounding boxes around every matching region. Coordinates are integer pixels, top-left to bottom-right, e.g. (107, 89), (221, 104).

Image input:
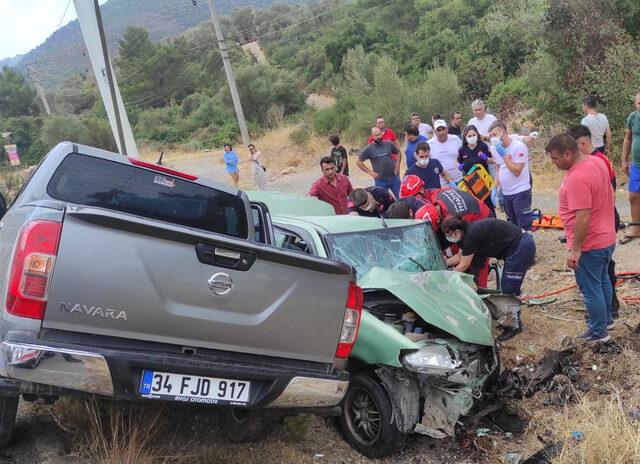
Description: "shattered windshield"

(325, 223), (445, 279)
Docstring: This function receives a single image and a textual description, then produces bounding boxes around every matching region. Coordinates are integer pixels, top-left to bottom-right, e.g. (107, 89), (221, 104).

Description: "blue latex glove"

(494, 143), (506, 157)
(458, 163), (465, 171)
(449, 180), (458, 189)
(478, 151), (488, 161)
(490, 187), (498, 205)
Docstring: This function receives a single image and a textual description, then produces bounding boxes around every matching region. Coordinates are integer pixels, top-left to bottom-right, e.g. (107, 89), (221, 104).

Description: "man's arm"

(307, 180), (319, 197)
(604, 126), (612, 153)
(623, 128), (632, 176)
(445, 249), (462, 267)
(454, 253), (474, 272)
(356, 158), (380, 179)
(503, 155), (525, 176)
(567, 209), (590, 270)
(392, 145), (402, 176)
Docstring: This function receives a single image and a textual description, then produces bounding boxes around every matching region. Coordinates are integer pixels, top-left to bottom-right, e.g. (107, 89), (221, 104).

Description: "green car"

(248, 192), (500, 458)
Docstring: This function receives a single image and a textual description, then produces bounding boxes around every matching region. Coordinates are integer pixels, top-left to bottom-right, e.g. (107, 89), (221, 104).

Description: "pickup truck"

(0, 142), (362, 447)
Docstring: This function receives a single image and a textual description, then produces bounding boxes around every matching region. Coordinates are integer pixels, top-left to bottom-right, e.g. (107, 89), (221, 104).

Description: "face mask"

(445, 233), (461, 243)
(489, 136), (501, 146)
(417, 158), (428, 167)
(466, 135), (478, 145)
(361, 199), (376, 212)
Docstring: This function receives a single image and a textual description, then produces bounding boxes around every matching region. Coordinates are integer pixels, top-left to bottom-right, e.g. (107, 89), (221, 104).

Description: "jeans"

(502, 232), (536, 296)
(504, 189), (533, 231)
(574, 245), (615, 338)
(375, 176), (401, 199)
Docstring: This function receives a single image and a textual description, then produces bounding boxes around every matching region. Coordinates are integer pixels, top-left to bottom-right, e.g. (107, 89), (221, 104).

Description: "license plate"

(139, 370), (250, 405)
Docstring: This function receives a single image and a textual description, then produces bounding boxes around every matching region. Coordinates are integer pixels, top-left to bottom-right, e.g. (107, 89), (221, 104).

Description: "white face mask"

(416, 158), (429, 167)
(361, 199), (376, 212)
(466, 135), (478, 145)
(445, 232), (461, 243)
(490, 131), (504, 146)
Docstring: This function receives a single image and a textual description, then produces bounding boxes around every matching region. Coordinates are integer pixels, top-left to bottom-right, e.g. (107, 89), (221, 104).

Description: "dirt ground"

(3, 138), (640, 464)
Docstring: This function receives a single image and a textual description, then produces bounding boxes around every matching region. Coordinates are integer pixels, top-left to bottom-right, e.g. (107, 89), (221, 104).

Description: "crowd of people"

(307, 93), (640, 345)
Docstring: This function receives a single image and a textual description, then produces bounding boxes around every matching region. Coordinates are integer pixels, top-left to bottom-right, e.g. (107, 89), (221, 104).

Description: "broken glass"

(325, 223), (445, 280)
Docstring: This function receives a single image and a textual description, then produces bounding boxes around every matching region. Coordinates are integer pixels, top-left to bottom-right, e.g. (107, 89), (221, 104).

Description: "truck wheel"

(219, 408), (275, 443)
(0, 396), (18, 448)
(339, 373), (407, 458)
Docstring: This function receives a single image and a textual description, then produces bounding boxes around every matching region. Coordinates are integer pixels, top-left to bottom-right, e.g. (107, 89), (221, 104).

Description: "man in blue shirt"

(404, 124), (428, 171)
(406, 142), (457, 189)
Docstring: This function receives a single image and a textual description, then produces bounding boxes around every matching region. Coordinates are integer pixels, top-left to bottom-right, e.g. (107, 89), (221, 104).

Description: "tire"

(338, 372), (407, 458)
(0, 396), (18, 448)
(219, 408), (275, 443)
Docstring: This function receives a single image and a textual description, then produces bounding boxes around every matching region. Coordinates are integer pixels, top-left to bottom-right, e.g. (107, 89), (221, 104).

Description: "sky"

(0, 0), (109, 60)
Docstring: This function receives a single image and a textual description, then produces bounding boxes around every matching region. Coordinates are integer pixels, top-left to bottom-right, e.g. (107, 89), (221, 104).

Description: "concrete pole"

(207, 0), (251, 146)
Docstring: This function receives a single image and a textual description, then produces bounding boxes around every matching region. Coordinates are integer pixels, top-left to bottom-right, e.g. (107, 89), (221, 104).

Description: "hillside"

(10, 0), (295, 83)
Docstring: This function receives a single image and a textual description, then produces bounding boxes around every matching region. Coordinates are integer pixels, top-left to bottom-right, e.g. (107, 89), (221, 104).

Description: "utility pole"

(92, 0), (127, 155)
(207, 0), (251, 146)
(26, 65), (51, 115)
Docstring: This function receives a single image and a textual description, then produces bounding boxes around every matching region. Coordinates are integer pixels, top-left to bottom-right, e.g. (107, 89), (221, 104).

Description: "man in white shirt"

(468, 99), (497, 141)
(488, 120), (533, 230)
(428, 119), (463, 186)
(410, 112), (433, 139)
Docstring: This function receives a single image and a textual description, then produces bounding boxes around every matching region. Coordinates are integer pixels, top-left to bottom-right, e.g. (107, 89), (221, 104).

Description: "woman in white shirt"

(248, 144), (269, 190)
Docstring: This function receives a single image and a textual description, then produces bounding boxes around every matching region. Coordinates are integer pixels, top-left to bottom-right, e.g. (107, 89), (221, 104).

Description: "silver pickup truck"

(0, 142), (362, 447)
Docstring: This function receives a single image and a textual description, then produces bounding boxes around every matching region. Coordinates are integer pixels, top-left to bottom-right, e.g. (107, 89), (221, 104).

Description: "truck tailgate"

(43, 207), (352, 363)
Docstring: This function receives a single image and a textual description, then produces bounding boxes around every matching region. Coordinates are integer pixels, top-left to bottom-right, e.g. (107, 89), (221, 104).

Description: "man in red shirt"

(367, 116), (400, 150)
(569, 125), (621, 317)
(547, 134), (616, 343)
(308, 156), (353, 214)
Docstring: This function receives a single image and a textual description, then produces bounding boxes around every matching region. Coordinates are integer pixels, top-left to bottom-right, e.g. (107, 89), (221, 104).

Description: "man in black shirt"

(347, 187), (395, 217)
(449, 111), (463, 139)
(441, 216), (536, 341)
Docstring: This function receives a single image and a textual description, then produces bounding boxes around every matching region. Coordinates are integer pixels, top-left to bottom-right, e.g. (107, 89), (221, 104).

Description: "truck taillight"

(6, 220), (62, 320)
(335, 282), (363, 359)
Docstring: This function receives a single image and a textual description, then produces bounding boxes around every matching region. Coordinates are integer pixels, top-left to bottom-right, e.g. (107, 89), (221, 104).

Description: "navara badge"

(208, 273), (233, 296)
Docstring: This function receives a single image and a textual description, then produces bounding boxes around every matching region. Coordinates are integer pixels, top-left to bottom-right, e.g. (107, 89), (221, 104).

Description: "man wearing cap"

(347, 187), (396, 217)
(428, 120), (464, 187)
(405, 142), (457, 189)
(358, 127), (402, 197)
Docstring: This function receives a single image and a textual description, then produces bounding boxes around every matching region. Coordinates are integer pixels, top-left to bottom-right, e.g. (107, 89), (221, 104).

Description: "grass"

(545, 394), (640, 464)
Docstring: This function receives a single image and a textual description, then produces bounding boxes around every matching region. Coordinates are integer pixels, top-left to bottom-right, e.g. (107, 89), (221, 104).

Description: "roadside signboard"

(4, 144), (21, 166)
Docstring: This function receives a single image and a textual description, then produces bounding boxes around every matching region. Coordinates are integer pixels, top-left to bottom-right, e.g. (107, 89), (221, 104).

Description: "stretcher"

(531, 209), (564, 230)
(457, 164), (494, 201)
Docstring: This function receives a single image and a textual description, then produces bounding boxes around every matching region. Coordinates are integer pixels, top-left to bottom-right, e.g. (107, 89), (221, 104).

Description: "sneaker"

(607, 321), (615, 330)
(588, 334), (611, 343)
(579, 330), (593, 339)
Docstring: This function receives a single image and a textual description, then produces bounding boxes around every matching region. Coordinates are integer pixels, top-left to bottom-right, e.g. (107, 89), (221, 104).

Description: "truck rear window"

(47, 153), (248, 238)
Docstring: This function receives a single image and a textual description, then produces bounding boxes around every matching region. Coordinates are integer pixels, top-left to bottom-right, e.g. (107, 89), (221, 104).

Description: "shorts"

(629, 164), (640, 193)
(226, 166), (239, 174)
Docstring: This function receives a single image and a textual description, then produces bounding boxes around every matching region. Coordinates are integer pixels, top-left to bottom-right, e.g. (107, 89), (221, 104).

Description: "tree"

(0, 68), (41, 117)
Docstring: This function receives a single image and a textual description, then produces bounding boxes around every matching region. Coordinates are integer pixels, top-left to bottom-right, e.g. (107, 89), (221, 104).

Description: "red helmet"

(400, 175), (425, 198)
(415, 202), (441, 230)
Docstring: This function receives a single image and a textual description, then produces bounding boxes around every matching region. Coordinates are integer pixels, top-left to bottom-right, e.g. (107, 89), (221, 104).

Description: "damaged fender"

(375, 366), (421, 433)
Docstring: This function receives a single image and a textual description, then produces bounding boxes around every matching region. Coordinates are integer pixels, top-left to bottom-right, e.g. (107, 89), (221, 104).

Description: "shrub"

(487, 77), (530, 119)
(313, 97), (355, 135)
(40, 115), (87, 149)
(289, 126), (310, 146)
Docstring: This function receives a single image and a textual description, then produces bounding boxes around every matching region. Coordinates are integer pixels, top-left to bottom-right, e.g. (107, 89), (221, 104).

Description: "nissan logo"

(208, 273), (234, 296)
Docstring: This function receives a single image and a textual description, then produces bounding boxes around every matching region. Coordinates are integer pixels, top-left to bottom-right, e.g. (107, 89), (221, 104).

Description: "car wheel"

(219, 408), (276, 443)
(0, 396), (18, 448)
(339, 373), (407, 458)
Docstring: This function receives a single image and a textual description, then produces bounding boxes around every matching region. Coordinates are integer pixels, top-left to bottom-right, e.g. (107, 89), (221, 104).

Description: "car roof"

(246, 190), (336, 216)
(272, 215), (423, 234)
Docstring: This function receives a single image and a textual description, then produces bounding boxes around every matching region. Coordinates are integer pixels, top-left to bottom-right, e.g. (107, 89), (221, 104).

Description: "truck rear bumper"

(0, 339), (348, 409)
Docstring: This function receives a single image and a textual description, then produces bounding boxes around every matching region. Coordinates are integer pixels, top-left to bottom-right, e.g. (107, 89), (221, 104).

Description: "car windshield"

(325, 223), (445, 279)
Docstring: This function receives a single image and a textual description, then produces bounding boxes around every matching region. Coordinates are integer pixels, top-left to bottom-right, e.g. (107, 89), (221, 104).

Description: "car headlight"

(402, 343), (463, 373)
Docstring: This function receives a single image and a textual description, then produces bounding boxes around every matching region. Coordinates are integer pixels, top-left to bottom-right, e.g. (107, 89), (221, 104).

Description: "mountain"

(0, 54), (25, 70)
(10, 0), (290, 84)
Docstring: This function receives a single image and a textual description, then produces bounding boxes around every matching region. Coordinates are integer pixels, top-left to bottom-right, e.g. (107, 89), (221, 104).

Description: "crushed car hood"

(358, 268), (494, 346)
